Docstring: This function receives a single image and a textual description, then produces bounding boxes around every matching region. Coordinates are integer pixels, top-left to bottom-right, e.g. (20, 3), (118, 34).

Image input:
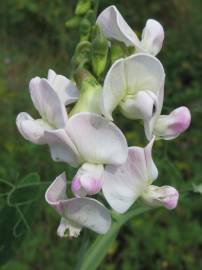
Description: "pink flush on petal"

(81, 176), (103, 195)
(162, 188), (179, 210)
(71, 163), (104, 197)
(169, 106), (191, 133)
(71, 177), (83, 197)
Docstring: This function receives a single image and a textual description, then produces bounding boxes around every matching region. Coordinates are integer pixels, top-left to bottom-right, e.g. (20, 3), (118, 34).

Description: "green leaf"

(80, 206), (151, 270)
(0, 173), (41, 266)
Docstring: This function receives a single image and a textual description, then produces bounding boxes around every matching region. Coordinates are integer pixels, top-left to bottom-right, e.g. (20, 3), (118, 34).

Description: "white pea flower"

(102, 53), (165, 123)
(16, 69), (81, 166)
(102, 138), (179, 213)
(45, 112), (128, 196)
(102, 53), (191, 140)
(45, 172), (111, 237)
(97, 5), (164, 56)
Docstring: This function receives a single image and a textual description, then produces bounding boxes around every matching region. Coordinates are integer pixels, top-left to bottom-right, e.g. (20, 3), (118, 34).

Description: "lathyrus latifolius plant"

(16, 0), (191, 268)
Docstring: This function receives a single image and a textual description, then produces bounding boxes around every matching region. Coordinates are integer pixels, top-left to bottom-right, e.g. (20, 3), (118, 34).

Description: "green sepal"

(71, 41), (92, 70)
(110, 40), (128, 64)
(69, 68), (101, 115)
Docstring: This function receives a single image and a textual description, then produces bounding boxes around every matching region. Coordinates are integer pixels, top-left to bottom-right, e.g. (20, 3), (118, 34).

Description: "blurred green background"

(0, 0), (202, 269)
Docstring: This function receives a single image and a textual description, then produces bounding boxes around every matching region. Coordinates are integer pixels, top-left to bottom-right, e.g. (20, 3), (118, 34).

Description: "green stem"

(79, 206), (151, 270)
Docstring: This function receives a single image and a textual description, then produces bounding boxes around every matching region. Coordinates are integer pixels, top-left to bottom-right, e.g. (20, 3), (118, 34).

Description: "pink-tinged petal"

(66, 113), (128, 165)
(120, 90), (158, 120)
(102, 139), (157, 213)
(97, 5), (141, 48)
(71, 177), (88, 198)
(142, 185), (179, 209)
(29, 77), (68, 128)
(154, 106), (191, 140)
(71, 163), (104, 197)
(45, 172), (67, 214)
(44, 129), (82, 167)
(45, 173), (111, 234)
(16, 112), (52, 144)
(48, 69), (80, 106)
(140, 19), (164, 56)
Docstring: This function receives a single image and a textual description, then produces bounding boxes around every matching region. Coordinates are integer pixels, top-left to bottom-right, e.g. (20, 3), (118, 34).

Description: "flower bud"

(91, 25), (109, 77)
(85, 9), (96, 25)
(71, 163), (104, 197)
(154, 106), (191, 140)
(80, 17), (91, 41)
(65, 16), (81, 29)
(142, 185), (179, 210)
(71, 41), (92, 70)
(75, 0), (92, 15)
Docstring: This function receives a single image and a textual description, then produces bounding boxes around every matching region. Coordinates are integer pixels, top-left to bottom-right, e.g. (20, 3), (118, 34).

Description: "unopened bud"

(65, 16), (80, 29)
(72, 41), (92, 69)
(75, 0), (92, 15)
(80, 17), (91, 41)
(85, 9), (96, 25)
(92, 25), (109, 77)
(154, 106), (191, 140)
(142, 185), (179, 210)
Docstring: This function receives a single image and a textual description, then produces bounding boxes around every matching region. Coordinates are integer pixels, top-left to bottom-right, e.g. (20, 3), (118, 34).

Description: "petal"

(71, 177), (88, 198)
(16, 112), (52, 144)
(140, 19), (164, 56)
(153, 106), (191, 140)
(29, 77), (68, 128)
(47, 69), (56, 82)
(48, 69), (80, 106)
(45, 173), (111, 234)
(124, 53), (165, 97)
(101, 58), (126, 120)
(97, 5), (141, 47)
(142, 185), (179, 209)
(102, 139), (157, 213)
(62, 197), (111, 234)
(120, 90), (158, 120)
(102, 147), (148, 214)
(44, 129), (82, 167)
(144, 84), (164, 140)
(66, 113), (128, 165)
(144, 137), (158, 183)
(45, 172), (67, 214)
(72, 163), (104, 196)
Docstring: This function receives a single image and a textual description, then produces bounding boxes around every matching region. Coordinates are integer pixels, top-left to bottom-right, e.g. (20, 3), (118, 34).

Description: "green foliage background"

(0, 0), (202, 269)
